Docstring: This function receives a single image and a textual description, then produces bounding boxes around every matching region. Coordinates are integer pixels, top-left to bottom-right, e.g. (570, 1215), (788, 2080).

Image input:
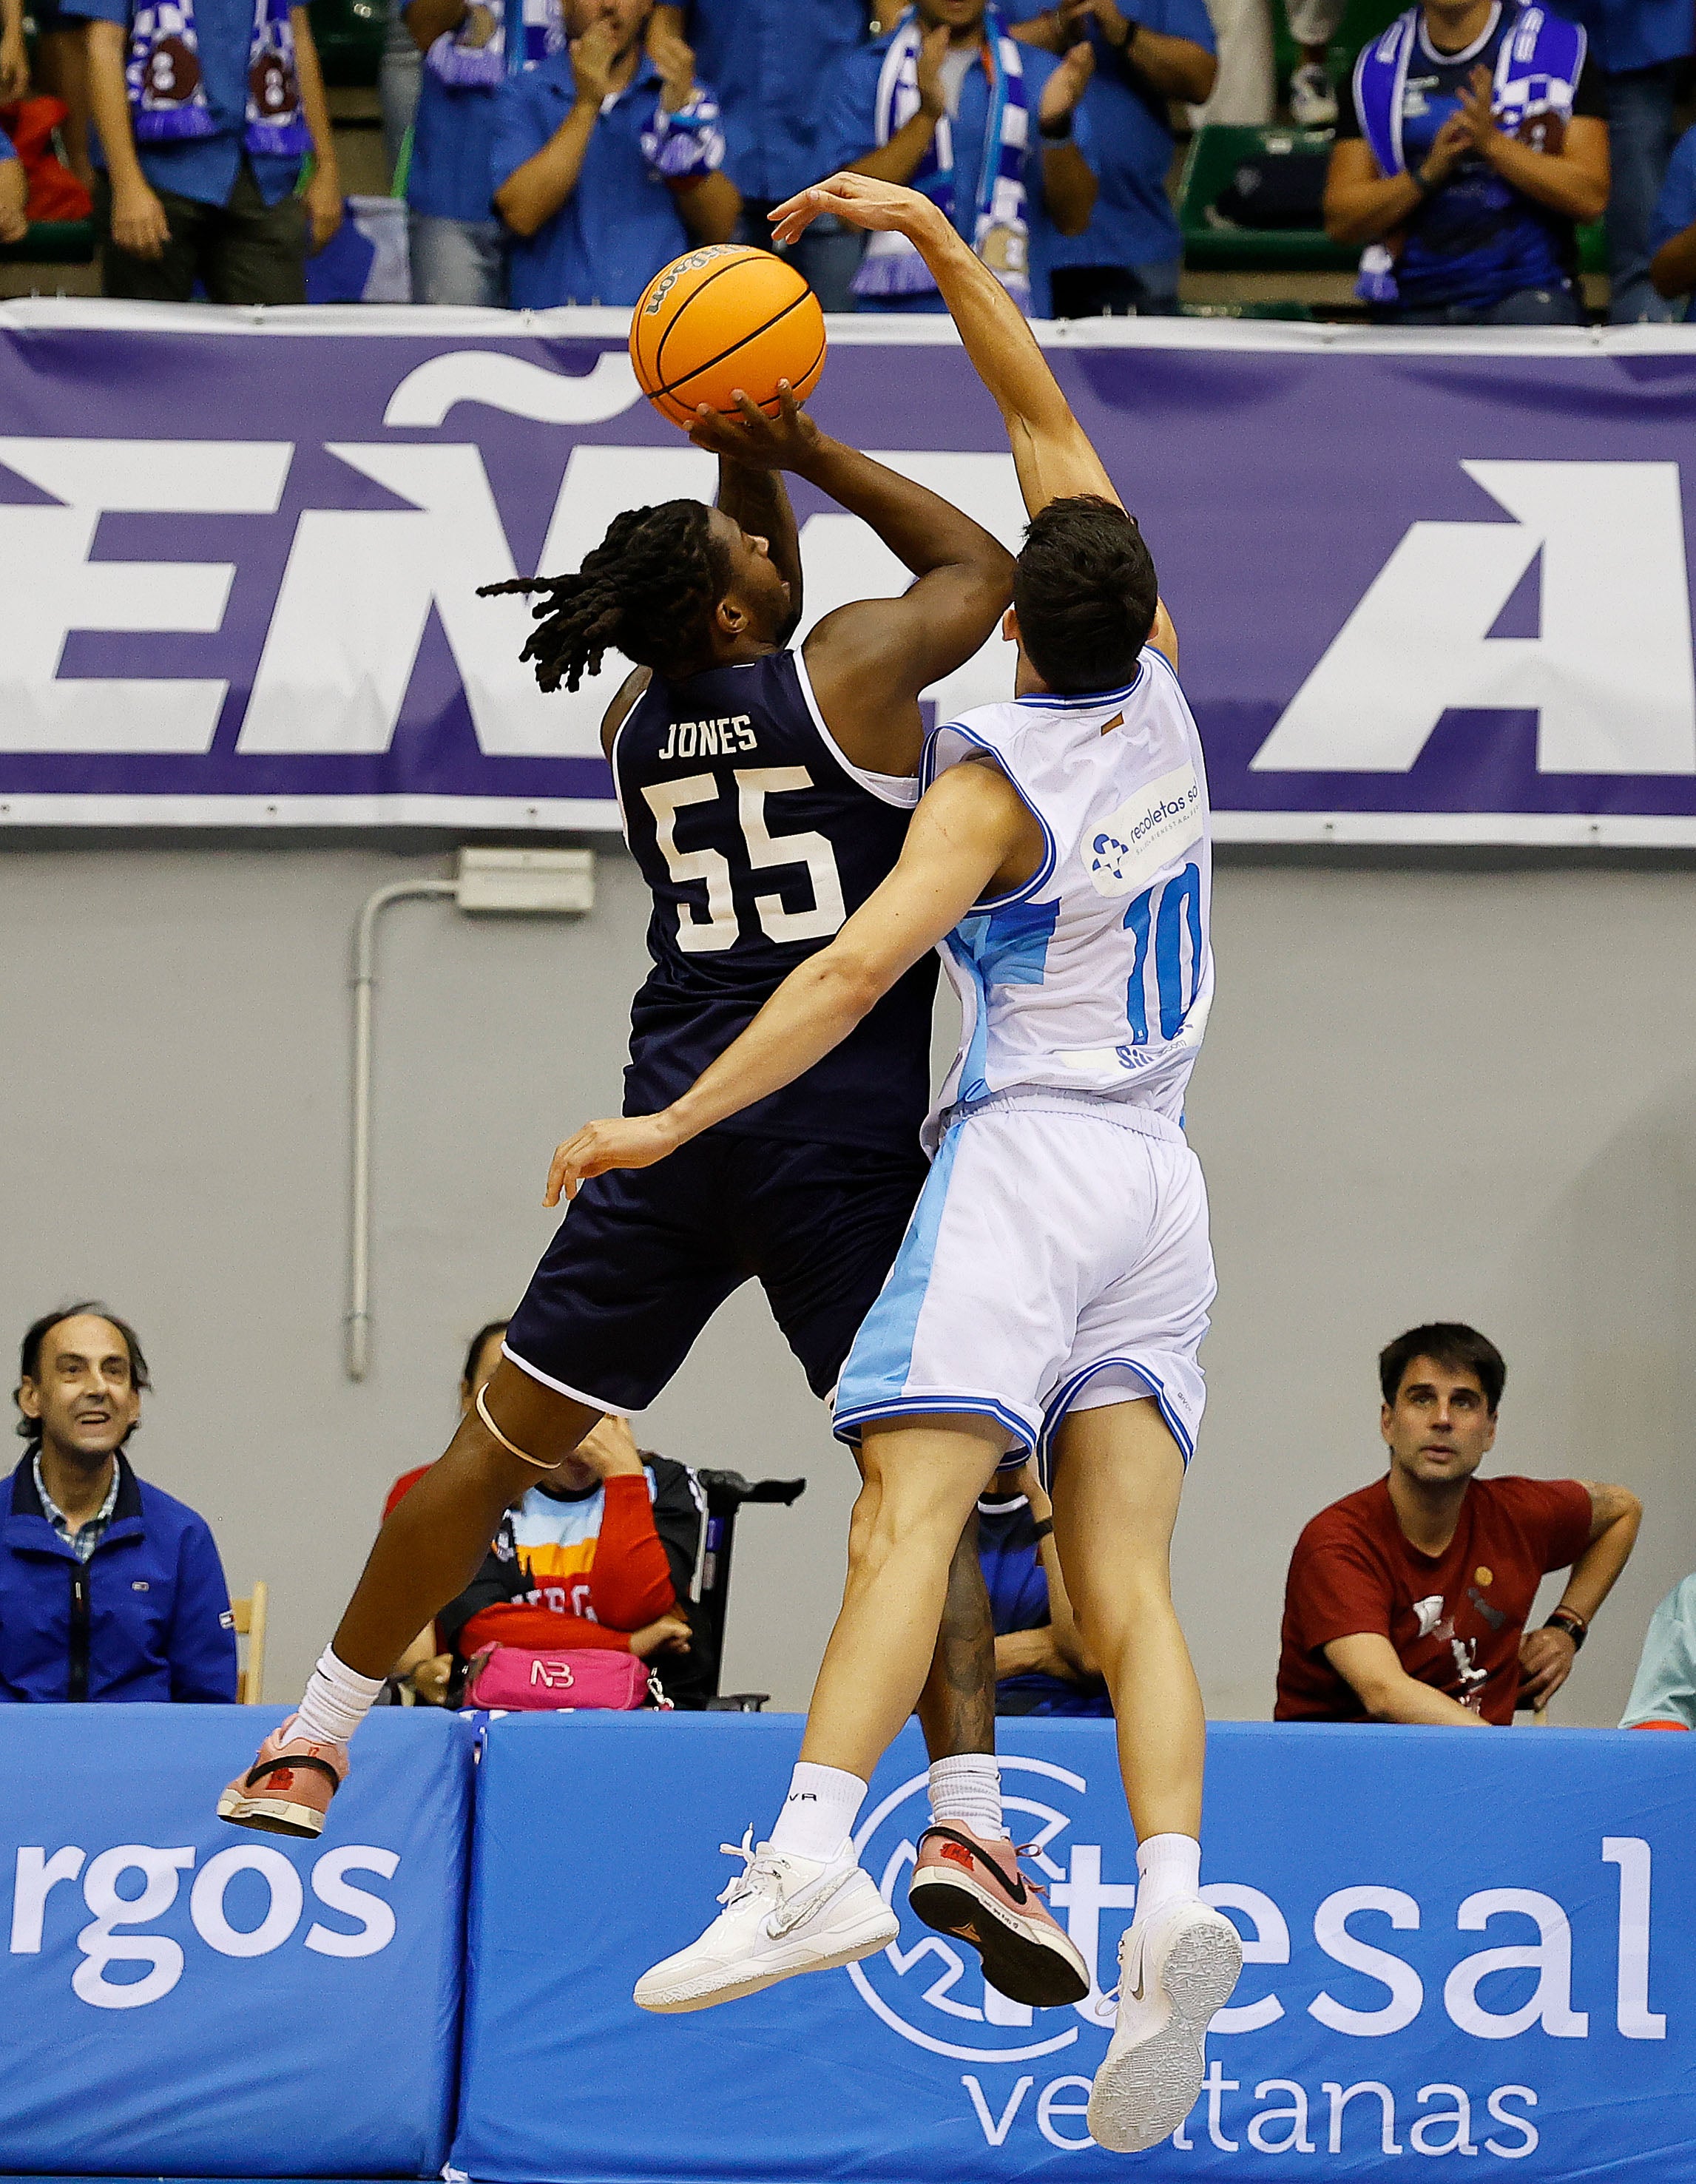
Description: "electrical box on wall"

(455, 848), (596, 916)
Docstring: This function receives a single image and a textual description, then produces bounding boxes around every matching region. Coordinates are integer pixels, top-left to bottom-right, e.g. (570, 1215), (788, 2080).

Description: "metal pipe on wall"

(347, 879), (457, 1382)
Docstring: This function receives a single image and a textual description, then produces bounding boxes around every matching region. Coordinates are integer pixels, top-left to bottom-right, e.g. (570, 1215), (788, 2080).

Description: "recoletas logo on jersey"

(1085, 763), (1203, 899)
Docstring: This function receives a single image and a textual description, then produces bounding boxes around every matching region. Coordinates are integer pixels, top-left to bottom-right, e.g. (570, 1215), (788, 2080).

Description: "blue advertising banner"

(0, 1703), (473, 2177)
(6, 302), (1696, 845)
(456, 1712), (1692, 2183)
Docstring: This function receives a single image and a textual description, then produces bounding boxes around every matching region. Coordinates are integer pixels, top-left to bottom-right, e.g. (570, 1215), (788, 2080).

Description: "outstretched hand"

(545, 1113), (682, 1207)
(687, 381), (823, 469)
(769, 171), (943, 248)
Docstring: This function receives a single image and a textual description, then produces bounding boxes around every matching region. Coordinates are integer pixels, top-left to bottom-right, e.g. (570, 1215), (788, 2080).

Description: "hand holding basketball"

(686, 384), (823, 473)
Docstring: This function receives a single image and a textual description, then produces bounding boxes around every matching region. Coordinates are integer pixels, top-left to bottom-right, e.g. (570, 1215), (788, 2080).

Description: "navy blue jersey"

(978, 1494), (1111, 1718)
(615, 647), (937, 1154)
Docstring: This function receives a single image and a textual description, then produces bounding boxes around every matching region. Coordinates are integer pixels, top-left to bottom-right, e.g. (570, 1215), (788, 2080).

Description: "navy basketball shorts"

(501, 1133), (930, 1415)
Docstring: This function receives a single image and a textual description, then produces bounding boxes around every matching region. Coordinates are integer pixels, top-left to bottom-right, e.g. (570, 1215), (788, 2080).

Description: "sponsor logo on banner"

(847, 1760), (1665, 2159)
(7, 1841), (402, 2009)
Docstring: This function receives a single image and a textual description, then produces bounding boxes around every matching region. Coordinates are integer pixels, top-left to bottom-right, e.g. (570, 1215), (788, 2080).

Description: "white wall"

(1, 841), (1690, 1727)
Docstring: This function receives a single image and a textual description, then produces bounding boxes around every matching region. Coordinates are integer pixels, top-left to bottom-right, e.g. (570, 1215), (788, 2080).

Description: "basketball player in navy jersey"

(217, 382), (1089, 2006)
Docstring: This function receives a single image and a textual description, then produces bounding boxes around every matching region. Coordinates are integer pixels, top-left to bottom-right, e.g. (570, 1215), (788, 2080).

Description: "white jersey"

(922, 646), (1213, 1149)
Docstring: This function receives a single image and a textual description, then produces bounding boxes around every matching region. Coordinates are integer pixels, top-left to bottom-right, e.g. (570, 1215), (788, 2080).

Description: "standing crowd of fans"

(6, 0), (1694, 320)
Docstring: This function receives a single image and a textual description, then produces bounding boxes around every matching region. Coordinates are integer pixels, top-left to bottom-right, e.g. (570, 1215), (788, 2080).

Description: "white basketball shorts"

(832, 1089), (1214, 1475)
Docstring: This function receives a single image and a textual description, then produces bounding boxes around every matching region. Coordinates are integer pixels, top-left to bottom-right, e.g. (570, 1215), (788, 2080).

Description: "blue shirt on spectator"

(670, 0), (871, 203)
(61, 0), (305, 207)
(1006, 0), (1214, 275)
(492, 49), (698, 308)
(408, 69), (506, 226)
(816, 30), (1092, 317)
(1649, 121), (1696, 320)
(977, 1492), (1110, 1717)
(1547, 0), (1692, 75)
(0, 123), (16, 164)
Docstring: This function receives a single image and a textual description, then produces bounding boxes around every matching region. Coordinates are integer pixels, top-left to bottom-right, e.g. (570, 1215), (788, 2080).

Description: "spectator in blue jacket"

(649, 0), (877, 306)
(979, 1462), (1109, 1717)
(1550, 0), (1692, 322)
(492, 0), (739, 307)
(1648, 121), (1696, 320)
(3, 1305), (237, 1705)
(1010, 0), (1216, 317)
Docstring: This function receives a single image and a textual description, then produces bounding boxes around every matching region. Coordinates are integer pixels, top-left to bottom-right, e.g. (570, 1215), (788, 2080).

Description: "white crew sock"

(928, 1754), (1003, 1839)
(1132, 1833), (1202, 1925)
(291, 1646), (387, 1748)
(768, 1761), (867, 1863)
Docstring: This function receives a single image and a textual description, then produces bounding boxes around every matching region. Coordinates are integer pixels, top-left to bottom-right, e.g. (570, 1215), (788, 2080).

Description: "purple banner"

(3, 303), (1695, 841)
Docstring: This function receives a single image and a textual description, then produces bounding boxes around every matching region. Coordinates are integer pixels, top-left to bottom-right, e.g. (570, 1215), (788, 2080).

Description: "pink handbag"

(463, 1642), (672, 1711)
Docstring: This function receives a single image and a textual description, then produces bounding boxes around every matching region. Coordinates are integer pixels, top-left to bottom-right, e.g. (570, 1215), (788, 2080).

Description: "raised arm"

(542, 760), (1038, 1203)
(689, 387), (1015, 777)
(715, 453), (803, 644)
(770, 172), (1177, 662)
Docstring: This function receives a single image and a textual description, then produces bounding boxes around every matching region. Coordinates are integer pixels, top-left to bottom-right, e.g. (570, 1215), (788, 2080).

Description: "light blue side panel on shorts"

(833, 1122), (966, 1421)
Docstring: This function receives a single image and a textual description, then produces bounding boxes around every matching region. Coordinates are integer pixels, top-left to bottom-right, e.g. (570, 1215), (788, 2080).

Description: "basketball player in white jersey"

(545, 175), (1243, 2152)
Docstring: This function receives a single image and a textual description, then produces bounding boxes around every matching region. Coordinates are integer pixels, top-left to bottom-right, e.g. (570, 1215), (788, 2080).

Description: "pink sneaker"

(908, 1824), (1089, 2006)
(217, 1717), (348, 1839)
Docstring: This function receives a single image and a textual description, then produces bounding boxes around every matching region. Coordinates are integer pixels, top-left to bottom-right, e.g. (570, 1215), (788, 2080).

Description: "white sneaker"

(1086, 1899), (1243, 2154)
(634, 1829), (900, 2015)
(1289, 61), (1338, 127)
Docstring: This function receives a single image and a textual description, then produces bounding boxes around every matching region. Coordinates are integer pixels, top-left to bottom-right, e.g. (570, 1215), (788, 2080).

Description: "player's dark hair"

(479, 499), (731, 692)
(460, 1319), (509, 1392)
(1013, 495), (1160, 696)
(15, 1302), (151, 1443)
(1378, 1323), (1506, 1415)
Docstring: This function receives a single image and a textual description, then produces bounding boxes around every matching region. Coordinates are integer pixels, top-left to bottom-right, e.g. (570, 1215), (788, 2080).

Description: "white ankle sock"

(768, 1761), (867, 1863)
(928, 1754), (1002, 1839)
(1132, 1833), (1202, 1924)
(292, 1646), (386, 1748)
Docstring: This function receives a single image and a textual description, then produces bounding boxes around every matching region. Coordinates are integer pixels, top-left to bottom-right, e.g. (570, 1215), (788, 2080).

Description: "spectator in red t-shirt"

(1277, 1323), (1641, 1726)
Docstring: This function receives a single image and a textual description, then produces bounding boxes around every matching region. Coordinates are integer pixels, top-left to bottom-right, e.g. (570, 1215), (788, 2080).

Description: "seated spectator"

(1277, 1322), (1641, 1725)
(381, 1316), (510, 1703)
(65, 0), (341, 303)
(439, 1408), (714, 1705)
(650, 0), (875, 308)
(817, 0), (1097, 319)
(979, 1461), (1107, 1715)
(491, 0), (738, 309)
(1648, 124), (1696, 320)
(3, 1304), (237, 1703)
(1550, 0), (1689, 322)
(1620, 1573), (1696, 1730)
(0, 113), (24, 243)
(1322, 0), (1609, 326)
(10, 0), (94, 188)
(1010, 0), (1215, 318)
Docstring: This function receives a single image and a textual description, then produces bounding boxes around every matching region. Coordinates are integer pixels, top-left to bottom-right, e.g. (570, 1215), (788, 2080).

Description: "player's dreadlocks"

(478, 498), (729, 694)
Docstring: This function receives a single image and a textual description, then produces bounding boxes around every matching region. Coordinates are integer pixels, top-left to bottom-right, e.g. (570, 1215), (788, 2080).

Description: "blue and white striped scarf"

(851, 6), (1032, 312)
(425, 0), (564, 90)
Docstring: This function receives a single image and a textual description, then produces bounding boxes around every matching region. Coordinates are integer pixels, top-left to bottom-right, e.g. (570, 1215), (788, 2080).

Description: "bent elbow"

(1189, 54), (1218, 104)
(494, 185), (541, 238)
(1575, 180), (1609, 224)
(1650, 250), (1682, 299)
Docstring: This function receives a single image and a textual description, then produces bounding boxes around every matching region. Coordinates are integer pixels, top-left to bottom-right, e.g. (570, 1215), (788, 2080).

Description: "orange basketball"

(629, 244), (827, 432)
